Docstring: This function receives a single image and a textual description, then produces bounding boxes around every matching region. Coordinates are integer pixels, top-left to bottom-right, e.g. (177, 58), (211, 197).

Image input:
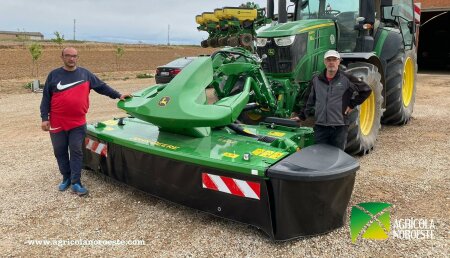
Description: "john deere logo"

(268, 49), (275, 56)
(350, 202), (391, 243)
(158, 96), (170, 107)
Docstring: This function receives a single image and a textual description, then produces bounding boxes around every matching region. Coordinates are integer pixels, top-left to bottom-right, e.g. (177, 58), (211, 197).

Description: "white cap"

(324, 50), (341, 59)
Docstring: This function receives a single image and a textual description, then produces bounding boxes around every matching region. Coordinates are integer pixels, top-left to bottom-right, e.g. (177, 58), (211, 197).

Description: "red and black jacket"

(40, 67), (121, 133)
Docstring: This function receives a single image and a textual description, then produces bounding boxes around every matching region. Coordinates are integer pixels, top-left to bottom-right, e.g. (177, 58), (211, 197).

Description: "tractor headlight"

(274, 35), (296, 46)
(256, 37), (268, 47)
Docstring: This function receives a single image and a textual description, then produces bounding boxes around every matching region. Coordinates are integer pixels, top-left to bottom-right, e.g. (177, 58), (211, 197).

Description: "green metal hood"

(87, 117), (314, 177)
(257, 19), (335, 37)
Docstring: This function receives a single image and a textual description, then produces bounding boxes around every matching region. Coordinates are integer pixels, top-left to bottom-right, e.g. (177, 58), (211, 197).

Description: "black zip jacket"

(303, 69), (372, 126)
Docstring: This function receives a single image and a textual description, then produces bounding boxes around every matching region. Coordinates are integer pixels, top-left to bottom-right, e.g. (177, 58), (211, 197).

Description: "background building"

(417, 0), (450, 70)
(0, 31), (44, 41)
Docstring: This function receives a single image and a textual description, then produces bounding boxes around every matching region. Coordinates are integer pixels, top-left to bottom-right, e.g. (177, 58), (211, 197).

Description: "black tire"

(200, 40), (209, 48)
(381, 49), (417, 125)
(218, 37), (228, 46)
(208, 38), (219, 48)
(239, 33), (253, 47)
(345, 62), (384, 155)
(227, 36), (239, 47)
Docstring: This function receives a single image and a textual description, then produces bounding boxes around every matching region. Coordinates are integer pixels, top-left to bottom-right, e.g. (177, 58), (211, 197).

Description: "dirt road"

(0, 44), (448, 256)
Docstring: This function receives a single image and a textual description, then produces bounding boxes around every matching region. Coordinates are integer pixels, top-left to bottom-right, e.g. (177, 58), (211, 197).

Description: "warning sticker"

(223, 152), (239, 159)
(251, 148), (284, 160)
(267, 131), (285, 137)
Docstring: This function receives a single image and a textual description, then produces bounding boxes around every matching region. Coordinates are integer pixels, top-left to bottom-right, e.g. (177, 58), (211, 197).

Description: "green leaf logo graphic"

(350, 202), (391, 243)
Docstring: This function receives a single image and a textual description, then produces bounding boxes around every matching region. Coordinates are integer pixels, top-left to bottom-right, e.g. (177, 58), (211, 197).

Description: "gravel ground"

(0, 73), (448, 257)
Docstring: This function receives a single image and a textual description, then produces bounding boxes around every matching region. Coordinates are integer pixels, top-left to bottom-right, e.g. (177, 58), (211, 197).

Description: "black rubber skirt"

(84, 135), (359, 241)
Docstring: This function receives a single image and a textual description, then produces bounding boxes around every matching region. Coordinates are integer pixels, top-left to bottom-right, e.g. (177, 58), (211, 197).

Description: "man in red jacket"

(40, 47), (132, 196)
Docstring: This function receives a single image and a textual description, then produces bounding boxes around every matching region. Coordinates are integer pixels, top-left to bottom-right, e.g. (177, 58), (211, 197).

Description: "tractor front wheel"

(345, 62), (384, 155)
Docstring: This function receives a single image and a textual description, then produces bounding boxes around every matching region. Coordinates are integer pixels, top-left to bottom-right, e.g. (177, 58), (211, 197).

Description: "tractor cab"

(294, 0), (362, 52)
(292, 0), (416, 52)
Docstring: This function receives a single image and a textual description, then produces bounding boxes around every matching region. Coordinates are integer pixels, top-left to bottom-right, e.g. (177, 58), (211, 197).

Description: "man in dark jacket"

(296, 50), (372, 150)
(40, 47), (132, 196)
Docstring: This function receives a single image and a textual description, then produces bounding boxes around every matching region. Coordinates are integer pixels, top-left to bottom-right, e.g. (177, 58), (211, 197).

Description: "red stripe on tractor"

(414, 4), (421, 15)
(202, 173), (218, 191)
(101, 146), (108, 157)
(202, 173), (261, 200)
(91, 141), (99, 152)
(85, 138), (107, 157)
(221, 176), (245, 197)
(247, 181), (261, 198)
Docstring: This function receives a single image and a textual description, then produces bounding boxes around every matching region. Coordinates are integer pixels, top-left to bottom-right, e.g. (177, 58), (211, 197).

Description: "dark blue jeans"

(50, 124), (86, 184)
(313, 125), (348, 150)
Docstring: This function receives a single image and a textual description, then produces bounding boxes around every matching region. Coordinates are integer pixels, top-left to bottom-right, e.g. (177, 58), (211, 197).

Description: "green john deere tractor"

(83, 0), (418, 240)
(197, 0), (417, 155)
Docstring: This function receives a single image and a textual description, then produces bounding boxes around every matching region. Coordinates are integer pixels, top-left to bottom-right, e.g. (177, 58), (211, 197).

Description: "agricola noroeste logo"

(350, 202), (392, 243)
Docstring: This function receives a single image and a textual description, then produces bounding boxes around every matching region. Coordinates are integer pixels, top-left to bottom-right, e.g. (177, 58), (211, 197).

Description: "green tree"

(115, 46), (125, 71)
(29, 43), (43, 76)
(52, 31), (65, 45)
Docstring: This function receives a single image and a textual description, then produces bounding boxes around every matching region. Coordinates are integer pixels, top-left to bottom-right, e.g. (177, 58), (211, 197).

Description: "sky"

(0, 0), (270, 45)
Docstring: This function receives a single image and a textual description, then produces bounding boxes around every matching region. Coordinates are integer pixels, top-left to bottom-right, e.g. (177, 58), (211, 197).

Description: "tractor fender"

(378, 30), (404, 63)
(373, 30), (403, 81)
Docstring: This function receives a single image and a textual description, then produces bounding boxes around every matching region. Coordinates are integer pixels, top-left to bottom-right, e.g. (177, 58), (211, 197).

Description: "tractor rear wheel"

(345, 62), (383, 155)
(381, 49), (417, 125)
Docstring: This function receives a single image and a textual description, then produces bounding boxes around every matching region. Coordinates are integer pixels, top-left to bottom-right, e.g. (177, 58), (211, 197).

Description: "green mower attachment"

(83, 49), (359, 240)
(119, 57), (251, 137)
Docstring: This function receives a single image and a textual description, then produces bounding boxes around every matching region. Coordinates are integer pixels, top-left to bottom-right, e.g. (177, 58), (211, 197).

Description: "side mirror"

(381, 6), (398, 25)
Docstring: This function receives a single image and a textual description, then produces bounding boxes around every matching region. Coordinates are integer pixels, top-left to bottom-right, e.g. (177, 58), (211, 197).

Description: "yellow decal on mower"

(130, 137), (180, 150)
(267, 131), (285, 137)
(102, 120), (118, 126)
(158, 96), (171, 107)
(252, 148), (284, 160)
(223, 152), (239, 159)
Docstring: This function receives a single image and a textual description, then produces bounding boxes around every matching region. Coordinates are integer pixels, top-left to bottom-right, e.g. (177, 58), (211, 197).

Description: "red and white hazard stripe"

(85, 138), (107, 157)
(414, 3), (421, 24)
(202, 173), (260, 200)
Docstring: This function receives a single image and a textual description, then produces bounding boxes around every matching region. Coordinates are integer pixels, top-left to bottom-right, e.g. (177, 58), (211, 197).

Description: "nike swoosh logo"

(49, 126), (62, 131)
(56, 80), (84, 90)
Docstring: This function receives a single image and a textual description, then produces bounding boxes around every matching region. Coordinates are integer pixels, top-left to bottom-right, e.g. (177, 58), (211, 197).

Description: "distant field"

(0, 41), (214, 94)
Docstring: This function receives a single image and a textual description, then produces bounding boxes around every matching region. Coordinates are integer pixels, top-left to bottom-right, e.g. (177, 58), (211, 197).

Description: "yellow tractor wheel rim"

(359, 91), (375, 136)
(402, 57), (414, 107)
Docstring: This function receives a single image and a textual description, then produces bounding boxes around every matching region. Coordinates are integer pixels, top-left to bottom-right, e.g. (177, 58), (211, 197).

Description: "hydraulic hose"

(227, 123), (277, 143)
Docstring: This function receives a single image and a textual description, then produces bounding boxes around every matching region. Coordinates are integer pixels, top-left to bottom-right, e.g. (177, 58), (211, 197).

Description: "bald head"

(61, 47), (78, 71)
(61, 47), (78, 56)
